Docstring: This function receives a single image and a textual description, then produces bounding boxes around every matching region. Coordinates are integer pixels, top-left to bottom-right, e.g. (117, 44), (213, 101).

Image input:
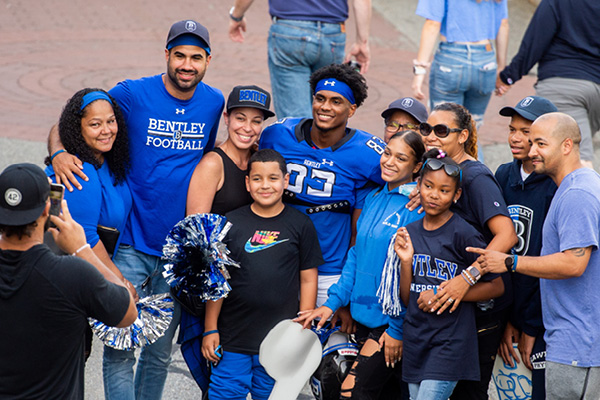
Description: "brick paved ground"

(0, 0), (536, 149)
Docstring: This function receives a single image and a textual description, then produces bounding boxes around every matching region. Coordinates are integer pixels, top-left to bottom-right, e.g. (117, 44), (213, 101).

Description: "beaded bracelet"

(461, 270), (475, 286)
(72, 243), (91, 256)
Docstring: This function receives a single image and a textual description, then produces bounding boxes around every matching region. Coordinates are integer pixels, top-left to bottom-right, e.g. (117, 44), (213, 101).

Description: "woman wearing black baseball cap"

(186, 84), (275, 217)
(180, 85), (274, 388)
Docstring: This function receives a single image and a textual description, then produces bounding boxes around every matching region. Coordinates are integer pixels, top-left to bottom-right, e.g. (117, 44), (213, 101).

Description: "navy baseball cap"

(0, 163), (49, 226)
(381, 97), (428, 123)
(227, 85), (275, 119)
(166, 20), (211, 54)
(499, 96), (558, 122)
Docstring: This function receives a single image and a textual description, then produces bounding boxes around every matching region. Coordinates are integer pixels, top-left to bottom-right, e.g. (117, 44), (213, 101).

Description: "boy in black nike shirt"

(202, 149), (321, 400)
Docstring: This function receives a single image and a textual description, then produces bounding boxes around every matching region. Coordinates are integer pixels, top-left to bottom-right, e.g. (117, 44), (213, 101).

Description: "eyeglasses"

(422, 158), (462, 183)
(419, 123), (462, 138)
(384, 121), (420, 133)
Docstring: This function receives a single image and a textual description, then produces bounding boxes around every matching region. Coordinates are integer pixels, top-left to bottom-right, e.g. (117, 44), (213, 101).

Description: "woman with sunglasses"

(418, 102), (517, 399)
(298, 130), (425, 399)
(394, 150), (504, 400)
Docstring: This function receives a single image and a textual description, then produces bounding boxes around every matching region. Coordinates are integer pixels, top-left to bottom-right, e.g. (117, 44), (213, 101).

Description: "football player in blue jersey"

(259, 63), (386, 330)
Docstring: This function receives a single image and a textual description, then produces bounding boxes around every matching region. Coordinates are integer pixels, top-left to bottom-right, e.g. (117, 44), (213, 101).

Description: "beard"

(166, 66), (205, 92)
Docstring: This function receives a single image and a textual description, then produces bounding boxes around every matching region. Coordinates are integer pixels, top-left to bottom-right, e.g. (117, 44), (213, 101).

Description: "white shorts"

(317, 274), (341, 307)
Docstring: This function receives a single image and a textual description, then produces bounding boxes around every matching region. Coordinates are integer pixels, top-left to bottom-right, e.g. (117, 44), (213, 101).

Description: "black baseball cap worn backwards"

(499, 96), (558, 122)
(0, 163), (50, 226)
(227, 85), (275, 119)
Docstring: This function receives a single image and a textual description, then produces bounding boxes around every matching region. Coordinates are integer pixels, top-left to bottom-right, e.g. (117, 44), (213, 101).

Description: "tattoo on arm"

(570, 247), (587, 257)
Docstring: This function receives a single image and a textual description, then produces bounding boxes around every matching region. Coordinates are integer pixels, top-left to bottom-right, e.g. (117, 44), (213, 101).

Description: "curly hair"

(48, 88), (130, 184)
(309, 63), (368, 107)
(0, 220), (38, 239)
(431, 103), (478, 159)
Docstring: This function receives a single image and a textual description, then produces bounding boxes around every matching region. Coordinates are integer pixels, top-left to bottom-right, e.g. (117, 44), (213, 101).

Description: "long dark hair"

(431, 102), (478, 159)
(48, 88), (130, 184)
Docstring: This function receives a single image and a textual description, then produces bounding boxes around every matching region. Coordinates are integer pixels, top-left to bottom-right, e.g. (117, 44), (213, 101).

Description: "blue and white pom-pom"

(88, 293), (174, 351)
(376, 233), (403, 317)
(162, 213), (239, 301)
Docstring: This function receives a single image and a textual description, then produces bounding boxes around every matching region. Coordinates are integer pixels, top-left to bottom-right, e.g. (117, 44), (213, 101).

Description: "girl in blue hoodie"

(298, 130), (425, 399)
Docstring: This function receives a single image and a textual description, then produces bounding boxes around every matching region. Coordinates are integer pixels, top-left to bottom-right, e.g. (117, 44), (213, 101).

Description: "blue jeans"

(208, 351), (275, 400)
(103, 245), (181, 400)
(409, 380), (458, 400)
(429, 42), (497, 127)
(267, 18), (346, 119)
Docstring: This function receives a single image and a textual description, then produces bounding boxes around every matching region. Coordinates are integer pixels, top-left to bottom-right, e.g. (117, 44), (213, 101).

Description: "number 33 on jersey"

(259, 118), (385, 205)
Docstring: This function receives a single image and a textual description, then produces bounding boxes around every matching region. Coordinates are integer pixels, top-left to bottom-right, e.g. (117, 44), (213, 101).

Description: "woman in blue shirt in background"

(412, 0), (509, 155)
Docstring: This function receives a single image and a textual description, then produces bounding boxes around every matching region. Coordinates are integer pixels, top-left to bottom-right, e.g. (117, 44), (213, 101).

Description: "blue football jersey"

(259, 118), (385, 275)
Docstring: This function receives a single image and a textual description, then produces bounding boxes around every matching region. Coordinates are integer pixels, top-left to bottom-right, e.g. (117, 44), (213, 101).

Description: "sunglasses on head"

(419, 123), (462, 138)
(385, 121), (419, 133)
(421, 158), (462, 183)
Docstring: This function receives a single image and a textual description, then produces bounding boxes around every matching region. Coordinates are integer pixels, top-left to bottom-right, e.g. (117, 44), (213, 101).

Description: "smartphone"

(49, 183), (64, 227)
(345, 60), (361, 73)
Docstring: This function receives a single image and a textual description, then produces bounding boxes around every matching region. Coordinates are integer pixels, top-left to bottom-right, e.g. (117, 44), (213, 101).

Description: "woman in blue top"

(46, 88), (134, 294)
(298, 130), (425, 399)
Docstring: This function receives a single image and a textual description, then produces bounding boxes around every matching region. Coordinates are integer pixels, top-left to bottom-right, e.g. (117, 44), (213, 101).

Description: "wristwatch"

(413, 65), (427, 75)
(504, 255), (516, 273)
(229, 7), (243, 22)
(466, 266), (481, 283)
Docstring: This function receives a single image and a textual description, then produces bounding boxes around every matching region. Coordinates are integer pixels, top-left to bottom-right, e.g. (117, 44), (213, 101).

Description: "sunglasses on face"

(419, 123), (462, 138)
(422, 158), (462, 183)
(384, 121), (420, 133)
